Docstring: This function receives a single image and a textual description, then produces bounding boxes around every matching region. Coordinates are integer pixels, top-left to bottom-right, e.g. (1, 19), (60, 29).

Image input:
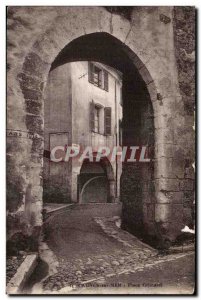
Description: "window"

(93, 66), (102, 87)
(90, 102), (112, 135)
(94, 106), (100, 133)
(88, 62), (109, 91)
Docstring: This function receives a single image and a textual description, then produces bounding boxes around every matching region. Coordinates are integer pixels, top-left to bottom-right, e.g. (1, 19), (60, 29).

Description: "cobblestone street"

(30, 204), (195, 294)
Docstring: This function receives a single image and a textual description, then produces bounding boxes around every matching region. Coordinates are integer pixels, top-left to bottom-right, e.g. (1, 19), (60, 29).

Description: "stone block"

(155, 128), (174, 146)
(154, 178), (180, 191)
(155, 143), (174, 158)
(143, 203), (155, 222)
(25, 100), (42, 115)
(155, 203), (171, 222)
(183, 190), (195, 207)
(180, 179), (195, 191)
(172, 158), (185, 178)
(23, 52), (49, 79)
(171, 204), (183, 221)
(155, 190), (183, 204)
(154, 157), (174, 178)
(25, 115), (43, 135)
(7, 254), (38, 294)
(183, 207), (193, 226)
(17, 73), (44, 91)
(21, 87), (42, 101)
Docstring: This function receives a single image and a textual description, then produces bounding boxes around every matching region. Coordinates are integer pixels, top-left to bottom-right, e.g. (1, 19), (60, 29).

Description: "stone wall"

(172, 7), (195, 228)
(121, 71), (155, 239)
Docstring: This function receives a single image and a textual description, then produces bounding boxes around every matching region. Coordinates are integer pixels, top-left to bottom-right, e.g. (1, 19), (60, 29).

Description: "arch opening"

(42, 32), (155, 238)
(78, 158), (115, 204)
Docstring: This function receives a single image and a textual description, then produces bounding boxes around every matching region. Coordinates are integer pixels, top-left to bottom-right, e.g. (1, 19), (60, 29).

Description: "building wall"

(121, 75), (155, 240)
(43, 61), (122, 203)
(43, 63), (72, 203)
(173, 7), (195, 228)
(71, 61), (122, 202)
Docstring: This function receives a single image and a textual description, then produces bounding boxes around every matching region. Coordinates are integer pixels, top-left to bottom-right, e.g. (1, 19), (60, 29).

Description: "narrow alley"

(27, 204), (195, 294)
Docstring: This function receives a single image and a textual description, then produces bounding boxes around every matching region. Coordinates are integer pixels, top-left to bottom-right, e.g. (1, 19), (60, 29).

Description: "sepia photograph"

(6, 5), (195, 295)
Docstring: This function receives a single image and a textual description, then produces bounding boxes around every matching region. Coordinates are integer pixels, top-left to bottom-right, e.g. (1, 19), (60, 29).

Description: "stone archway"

(7, 6), (185, 244)
(41, 30), (156, 238)
(29, 31), (157, 240)
(79, 158), (115, 204)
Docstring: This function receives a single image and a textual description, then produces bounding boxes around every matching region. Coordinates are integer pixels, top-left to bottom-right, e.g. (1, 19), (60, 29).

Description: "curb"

(168, 244), (194, 254)
(44, 204), (74, 215)
(7, 254), (38, 294)
(94, 216), (157, 254)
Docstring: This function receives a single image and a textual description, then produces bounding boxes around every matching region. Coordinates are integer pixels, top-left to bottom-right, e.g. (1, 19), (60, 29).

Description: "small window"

(90, 102), (102, 134)
(93, 66), (102, 88)
(88, 62), (109, 91)
(90, 102), (111, 135)
(94, 105), (100, 133)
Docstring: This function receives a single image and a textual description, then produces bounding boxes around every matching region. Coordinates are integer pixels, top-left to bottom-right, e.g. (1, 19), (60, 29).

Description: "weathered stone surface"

(23, 52), (49, 79)
(172, 6), (195, 228)
(6, 6), (195, 246)
(180, 179), (194, 191)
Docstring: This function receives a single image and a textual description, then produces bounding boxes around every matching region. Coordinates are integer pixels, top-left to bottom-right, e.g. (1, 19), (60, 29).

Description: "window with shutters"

(90, 102), (112, 135)
(88, 62), (109, 91)
(90, 102), (102, 134)
(93, 66), (102, 87)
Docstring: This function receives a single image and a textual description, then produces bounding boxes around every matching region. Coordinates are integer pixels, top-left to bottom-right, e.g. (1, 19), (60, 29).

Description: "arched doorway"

(19, 30), (160, 240)
(42, 32), (155, 238)
(7, 7), (189, 248)
(78, 158), (115, 204)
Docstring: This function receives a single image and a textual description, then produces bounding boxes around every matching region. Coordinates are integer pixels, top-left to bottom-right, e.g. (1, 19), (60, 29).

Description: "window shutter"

(119, 120), (122, 146)
(104, 70), (109, 91)
(120, 87), (123, 106)
(88, 62), (94, 83)
(90, 101), (95, 132)
(104, 107), (112, 135)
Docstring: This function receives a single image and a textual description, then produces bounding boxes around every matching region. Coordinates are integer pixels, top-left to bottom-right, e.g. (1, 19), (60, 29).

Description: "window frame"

(88, 62), (109, 92)
(94, 105), (100, 133)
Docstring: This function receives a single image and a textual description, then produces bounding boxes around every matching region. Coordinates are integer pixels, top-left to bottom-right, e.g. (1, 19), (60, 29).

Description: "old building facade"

(7, 6), (195, 248)
(43, 61), (122, 204)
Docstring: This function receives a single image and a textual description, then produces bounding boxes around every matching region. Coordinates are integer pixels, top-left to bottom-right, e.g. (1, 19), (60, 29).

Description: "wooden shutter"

(120, 87), (123, 106)
(104, 70), (109, 91)
(88, 62), (94, 83)
(119, 120), (122, 146)
(90, 101), (95, 131)
(104, 107), (112, 135)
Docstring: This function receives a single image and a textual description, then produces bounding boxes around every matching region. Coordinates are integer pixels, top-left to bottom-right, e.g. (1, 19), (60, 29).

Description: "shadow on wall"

(43, 182), (71, 204)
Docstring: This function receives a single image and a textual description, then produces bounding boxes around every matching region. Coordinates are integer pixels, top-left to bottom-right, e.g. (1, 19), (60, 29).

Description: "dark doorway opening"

(79, 160), (108, 204)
